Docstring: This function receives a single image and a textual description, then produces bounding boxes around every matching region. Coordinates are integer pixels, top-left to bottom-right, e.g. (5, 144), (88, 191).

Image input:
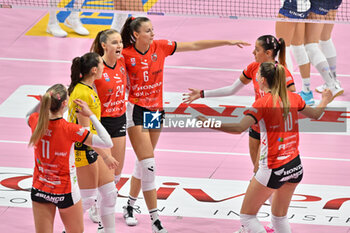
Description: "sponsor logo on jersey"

(130, 58), (136, 66)
(120, 66), (126, 75)
(151, 53), (157, 62)
(103, 73), (110, 82)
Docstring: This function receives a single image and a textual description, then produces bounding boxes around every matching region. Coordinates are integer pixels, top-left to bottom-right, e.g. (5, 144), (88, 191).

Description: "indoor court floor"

(0, 4), (350, 233)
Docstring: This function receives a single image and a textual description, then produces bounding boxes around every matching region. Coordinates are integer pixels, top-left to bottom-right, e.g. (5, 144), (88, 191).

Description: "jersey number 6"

(143, 71), (149, 82)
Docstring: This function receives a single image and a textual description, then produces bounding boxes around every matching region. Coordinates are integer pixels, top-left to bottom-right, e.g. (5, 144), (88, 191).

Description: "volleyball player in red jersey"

(185, 35), (296, 174)
(27, 84), (113, 233)
(120, 16), (250, 232)
(88, 29), (129, 225)
(198, 63), (333, 233)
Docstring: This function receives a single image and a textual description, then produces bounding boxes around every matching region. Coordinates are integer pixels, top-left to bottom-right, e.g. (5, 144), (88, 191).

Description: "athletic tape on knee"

(98, 182), (117, 216)
(140, 158), (156, 191)
(319, 39), (336, 58)
(80, 188), (98, 212)
(291, 44), (309, 66)
(305, 43), (327, 66)
(132, 159), (142, 179)
(240, 214), (266, 233)
(271, 215), (291, 233)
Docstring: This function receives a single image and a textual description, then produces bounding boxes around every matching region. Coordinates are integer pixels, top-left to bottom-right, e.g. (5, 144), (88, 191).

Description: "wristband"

(200, 90), (205, 98)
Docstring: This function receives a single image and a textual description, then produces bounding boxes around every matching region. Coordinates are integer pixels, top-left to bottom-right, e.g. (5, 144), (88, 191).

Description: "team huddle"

(27, 1), (341, 233)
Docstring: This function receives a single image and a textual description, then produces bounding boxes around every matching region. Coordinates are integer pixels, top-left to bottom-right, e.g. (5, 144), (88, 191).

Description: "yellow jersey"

(68, 82), (101, 167)
(68, 82), (101, 134)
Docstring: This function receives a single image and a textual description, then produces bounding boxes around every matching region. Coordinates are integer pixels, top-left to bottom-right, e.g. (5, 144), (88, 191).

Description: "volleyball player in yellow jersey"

(68, 52), (119, 233)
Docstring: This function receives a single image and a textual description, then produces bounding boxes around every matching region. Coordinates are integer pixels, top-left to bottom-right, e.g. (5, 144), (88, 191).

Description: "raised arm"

(183, 74), (251, 104)
(176, 40), (250, 52)
(197, 114), (256, 134)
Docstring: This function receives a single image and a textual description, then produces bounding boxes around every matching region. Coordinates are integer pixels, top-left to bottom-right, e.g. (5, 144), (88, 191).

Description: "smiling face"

(102, 32), (123, 60)
(133, 20), (154, 45)
(253, 40), (272, 63)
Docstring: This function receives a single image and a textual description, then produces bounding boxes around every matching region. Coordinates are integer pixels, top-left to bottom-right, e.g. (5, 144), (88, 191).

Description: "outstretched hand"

(183, 88), (201, 104)
(229, 40), (251, 48)
(73, 99), (93, 117)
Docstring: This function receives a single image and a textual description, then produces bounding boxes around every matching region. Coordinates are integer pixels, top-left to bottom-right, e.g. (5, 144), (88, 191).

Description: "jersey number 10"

(284, 112), (293, 132)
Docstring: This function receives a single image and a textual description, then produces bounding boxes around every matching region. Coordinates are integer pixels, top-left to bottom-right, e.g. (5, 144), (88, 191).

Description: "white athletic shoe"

(152, 219), (168, 233)
(89, 203), (99, 223)
(46, 23), (67, 37)
(123, 205), (139, 226)
(329, 82), (344, 100)
(315, 79), (341, 93)
(64, 14), (89, 36)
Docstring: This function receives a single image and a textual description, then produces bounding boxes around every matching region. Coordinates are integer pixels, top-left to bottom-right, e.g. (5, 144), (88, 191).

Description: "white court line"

(1, 57), (350, 77)
(1, 139), (350, 162)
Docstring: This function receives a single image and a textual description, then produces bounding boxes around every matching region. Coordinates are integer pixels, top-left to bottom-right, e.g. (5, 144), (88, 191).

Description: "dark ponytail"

(277, 37), (286, 67)
(121, 16), (150, 48)
(68, 52), (100, 95)
(257, 35), (286, 67)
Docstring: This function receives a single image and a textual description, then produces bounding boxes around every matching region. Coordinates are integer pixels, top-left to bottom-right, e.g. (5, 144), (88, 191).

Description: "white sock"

(302, 77), (311, 93)
(149, 208), (159, 223)
(271, 215), (291, 233)
(48, 10), (58, 25)
(315, 61), (334, 86)
(319, 39), (337, 79)
(305, 43), (334, 86)
(240, 214), (266, 233)
(127, 195), (137, 207)
(111, 13), (129, 32)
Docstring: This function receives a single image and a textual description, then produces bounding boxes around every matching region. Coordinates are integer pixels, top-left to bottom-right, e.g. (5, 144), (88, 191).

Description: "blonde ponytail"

(272, 64), (290, 120)
(259, 63), (290, 120)
(29, 92), (51, 146)
(29, 84), (67, 146)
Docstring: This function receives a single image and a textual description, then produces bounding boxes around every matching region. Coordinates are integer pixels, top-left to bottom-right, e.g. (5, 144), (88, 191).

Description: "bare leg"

(128, 126), (157, 210)
(59, 200), (84, 233)
(32, 201), (56, 233)
(239, 177), (274, 232)
(275, 14), (297, 72)
(248, 136), (260, 173)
